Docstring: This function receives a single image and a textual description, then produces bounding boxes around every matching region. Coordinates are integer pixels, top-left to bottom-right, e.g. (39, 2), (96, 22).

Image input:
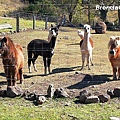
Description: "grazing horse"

(27, 24), (60, 75)
(78, 24), (93, 70)
(0, 36), (24, 86)
(108, 36), (120, 80)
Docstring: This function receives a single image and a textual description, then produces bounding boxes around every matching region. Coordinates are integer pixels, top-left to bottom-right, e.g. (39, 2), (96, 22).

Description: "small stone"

(98, 94), (110, 103)
(107, 89), (114, 98)
(54, 88), (69, 98)
(47, 84), (55, 98)
(110, 117), (120, 120)
(113, 87), (120, 97)
(36, 96), (46, 105)
(79, 90), (91, 103)
(6, 86), (23, 98)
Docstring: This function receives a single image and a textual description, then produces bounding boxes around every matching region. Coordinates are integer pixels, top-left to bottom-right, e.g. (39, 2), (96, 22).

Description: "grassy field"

(0, 25), (120, 120)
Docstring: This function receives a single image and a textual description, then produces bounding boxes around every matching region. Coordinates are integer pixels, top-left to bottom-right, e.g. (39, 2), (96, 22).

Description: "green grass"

(0, 97), (120, 120)
(0, 17), (47, 33)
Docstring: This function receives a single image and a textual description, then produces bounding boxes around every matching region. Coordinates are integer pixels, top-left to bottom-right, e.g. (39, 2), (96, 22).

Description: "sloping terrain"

(0, 0), (25, 16)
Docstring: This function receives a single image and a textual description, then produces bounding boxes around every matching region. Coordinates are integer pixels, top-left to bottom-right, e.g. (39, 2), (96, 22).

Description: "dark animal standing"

(27, 24), (60, 75)
(0, 36), (24, 86)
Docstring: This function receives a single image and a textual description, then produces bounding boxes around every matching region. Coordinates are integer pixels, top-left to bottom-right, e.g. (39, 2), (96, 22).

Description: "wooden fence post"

(33, 15), (36, 29)
(16, 14), (20, 32)
(45, 16), (48, 29)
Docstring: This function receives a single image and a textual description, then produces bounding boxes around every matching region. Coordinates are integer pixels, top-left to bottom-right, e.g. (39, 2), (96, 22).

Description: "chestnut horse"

(0, 36), (24, 86)
(108, 36), (120, 80)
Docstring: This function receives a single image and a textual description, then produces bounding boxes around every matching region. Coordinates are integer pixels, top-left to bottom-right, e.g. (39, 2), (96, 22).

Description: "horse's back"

(27, 39), (50, 56)
(15, 43), (24, 69)
(28, 39), (48, 48)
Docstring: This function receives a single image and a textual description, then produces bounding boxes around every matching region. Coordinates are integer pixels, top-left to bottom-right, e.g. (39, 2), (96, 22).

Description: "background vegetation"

(0, 0), (120, 26)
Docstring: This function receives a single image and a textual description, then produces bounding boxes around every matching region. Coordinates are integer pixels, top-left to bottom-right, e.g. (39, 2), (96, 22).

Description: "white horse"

(78, 24), (93, 70)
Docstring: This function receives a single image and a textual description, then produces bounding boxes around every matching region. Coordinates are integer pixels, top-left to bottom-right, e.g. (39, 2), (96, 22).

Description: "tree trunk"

(99, 9), (108, 22)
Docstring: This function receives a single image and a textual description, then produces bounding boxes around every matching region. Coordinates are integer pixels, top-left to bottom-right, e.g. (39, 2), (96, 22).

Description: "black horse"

(27, 24), (60, 75)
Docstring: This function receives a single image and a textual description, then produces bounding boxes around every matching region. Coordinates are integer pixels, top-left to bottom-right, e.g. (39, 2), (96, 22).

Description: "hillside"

(0, 0), (25, 16)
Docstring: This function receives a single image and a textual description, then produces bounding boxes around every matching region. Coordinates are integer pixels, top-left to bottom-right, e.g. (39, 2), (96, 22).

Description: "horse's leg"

(47, 57), (51, 74)
(80, 52), (85, 70)
(112, 67), (117, 80)
(19, 68), (23, 84)
(87, 53), (90, 70)
(90, 50), (93, 66)
(118, 67), (120, 80)
(12, 75), (16, 86)
(4, 68), (12, 86)
(28, 51), (32, 73)
(6, 76), (12, 86)
(43, 57), (47, 75)
(32, 54), (38, 72)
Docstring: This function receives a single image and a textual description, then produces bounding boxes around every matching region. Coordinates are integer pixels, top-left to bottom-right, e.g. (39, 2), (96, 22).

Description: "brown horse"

(0, 36), (24, 86)
(108, 36), (120, 80)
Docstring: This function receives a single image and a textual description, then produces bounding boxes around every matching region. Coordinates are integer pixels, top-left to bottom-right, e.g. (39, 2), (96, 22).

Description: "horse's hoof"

(80, 67), (83, 71)
(113, 77), (117, 80)
(91, 64), (94, 66)
(88, 68), (91, 70)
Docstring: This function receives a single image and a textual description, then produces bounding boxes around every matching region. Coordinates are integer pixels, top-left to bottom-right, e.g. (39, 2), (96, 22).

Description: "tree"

(52, 0), (79, 23)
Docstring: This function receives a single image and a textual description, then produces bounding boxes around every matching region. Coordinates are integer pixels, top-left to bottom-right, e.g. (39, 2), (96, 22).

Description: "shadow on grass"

(51, 66), (80, 74)
(23, 66), (81, 79)
(67, 74), (112, 90)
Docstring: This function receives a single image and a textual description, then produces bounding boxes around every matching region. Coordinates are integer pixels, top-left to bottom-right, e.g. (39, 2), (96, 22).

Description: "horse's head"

(108, 36), (120, 56)
(0, 36), (9, 58)
(48, 24), (60, 41)
(84, 24), (91, 33)
(109, 36), (120, 49)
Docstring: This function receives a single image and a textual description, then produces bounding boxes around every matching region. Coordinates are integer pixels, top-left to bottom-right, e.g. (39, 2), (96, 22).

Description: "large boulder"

(79, 90), (91, 103)
(54, 88), (69, 98)
(6, 86), (23, 98)
(98, 94), (110, 103)
(85, 96), (99, 104)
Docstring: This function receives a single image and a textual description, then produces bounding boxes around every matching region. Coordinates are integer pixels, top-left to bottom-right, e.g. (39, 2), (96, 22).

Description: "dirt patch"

(20, 72), (120, 98)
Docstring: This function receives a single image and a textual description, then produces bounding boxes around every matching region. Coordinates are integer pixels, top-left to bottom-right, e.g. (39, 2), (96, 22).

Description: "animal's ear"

(115, 36), (120, 40)
(2, 36), (8, 43)
(51, 24), (54, 27)
(57, 24), (61, 29)
(110, 36), (115, 40)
